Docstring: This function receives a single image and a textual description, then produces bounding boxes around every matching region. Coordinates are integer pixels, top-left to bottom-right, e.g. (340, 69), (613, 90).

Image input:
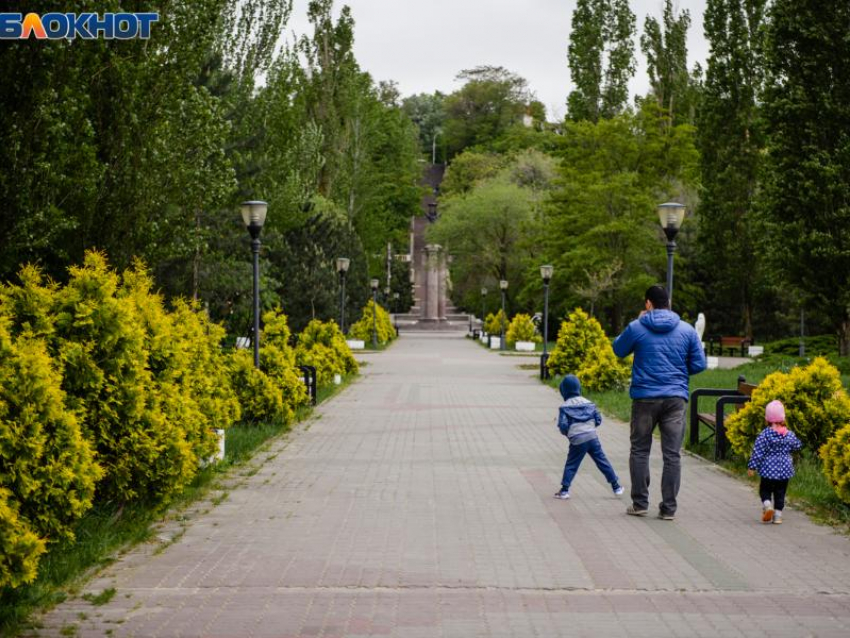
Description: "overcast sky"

(286, 1), (709, 121)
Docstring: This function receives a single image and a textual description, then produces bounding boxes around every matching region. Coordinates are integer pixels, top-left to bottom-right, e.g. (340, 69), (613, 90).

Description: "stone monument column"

(437, 251), (447, 321)
(424, 244), (441, 321)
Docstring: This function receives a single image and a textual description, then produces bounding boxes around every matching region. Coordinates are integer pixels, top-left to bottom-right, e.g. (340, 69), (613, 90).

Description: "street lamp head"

(240, 200), (268, 236)
(481, 287), (488, 296)
(370, 278), (379, 291)
(336, 257), (350, 274)
(540, 264), (554, 284)
(499, 280), (508, 291)
(657, 202), (686, 242)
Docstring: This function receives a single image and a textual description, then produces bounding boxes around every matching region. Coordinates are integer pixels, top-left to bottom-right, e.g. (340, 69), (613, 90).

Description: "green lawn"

(0, 374), (357, 637)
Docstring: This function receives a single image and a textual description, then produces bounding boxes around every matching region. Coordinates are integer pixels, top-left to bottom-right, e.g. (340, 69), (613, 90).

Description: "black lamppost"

(657, 202), (686, 308)
(393, 292), (400, 335)
(336, 257), (350, 333)
(540, 264), (554, 379)
(370, 278), (379, 348)
(499, 279), (508, 351)
(480, 287), (488, 334)
(241, 200), (268, 369)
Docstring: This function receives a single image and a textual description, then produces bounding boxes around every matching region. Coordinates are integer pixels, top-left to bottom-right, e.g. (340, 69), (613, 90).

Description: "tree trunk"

(840, 318), (850, 357)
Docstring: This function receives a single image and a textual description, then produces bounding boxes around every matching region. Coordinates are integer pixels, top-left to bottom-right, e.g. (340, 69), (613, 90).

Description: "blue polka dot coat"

(747, 427), (803, 480)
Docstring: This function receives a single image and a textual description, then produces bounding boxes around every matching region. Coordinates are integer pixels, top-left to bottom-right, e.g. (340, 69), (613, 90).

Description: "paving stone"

(27, 333), (850, 637)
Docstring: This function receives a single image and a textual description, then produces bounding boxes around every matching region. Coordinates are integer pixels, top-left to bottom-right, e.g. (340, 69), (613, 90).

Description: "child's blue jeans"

(561, 438), (619, 489)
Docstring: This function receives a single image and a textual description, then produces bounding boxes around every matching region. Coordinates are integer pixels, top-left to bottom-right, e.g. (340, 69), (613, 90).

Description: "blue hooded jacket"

(557, 375), (602, 444)
(612, 310), (706, 400)
(748, 427), (803, 480)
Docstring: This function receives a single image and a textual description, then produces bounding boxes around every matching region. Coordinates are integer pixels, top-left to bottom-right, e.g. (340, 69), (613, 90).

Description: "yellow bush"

(484, 310), (507, 335)
(0, 488), (45, 589)
(577, 342), (631, 392)
(725, 358), (850, 457)
(821, 424), (850, 504)
(348, 300), (395, 345)
(547, 308), (630, 391)
(261, 309), (310, 421)
(228, 349), (288, 424)
(296, 319), (358, 387)
(506, 313), (540, 346)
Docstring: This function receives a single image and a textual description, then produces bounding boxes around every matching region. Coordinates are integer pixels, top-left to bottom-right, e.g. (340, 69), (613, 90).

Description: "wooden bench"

(689, 376), (757, 460)
(707, 335), (752, 357)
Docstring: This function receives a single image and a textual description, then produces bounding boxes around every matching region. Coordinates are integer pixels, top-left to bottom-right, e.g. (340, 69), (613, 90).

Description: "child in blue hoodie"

(554, 374), (624, 499)
(747, 400), (802, 525)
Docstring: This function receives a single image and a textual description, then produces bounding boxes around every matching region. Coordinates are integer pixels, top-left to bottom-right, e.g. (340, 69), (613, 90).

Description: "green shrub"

(54, 253), (199, 505)
(121, 265), (238, 466)
(764, 334), (839, 357)
(0, 488), (44, 589)
(506, 314), (540, 346)
(821, 423), (850, 504)
(547, 308), (630, 391)
(484, 310), (506, 335)
(348, 300), (395, 345)
(228, 349), (287, 424)
(725, 357), (850, 457)
(296, 319), (358, 387)
(0, 315), (101, 588)
(260, 310), (310, 423)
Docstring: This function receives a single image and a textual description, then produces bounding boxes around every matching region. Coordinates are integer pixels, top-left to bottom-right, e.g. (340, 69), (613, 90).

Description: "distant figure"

(747, 400), (803, 525)
(613, 285), (707, 520)
(553, 374), (624, 500)
(695, 313), (706, 344)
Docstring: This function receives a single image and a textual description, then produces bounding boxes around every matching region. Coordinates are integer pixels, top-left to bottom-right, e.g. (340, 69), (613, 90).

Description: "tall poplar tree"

(641, 0), (700, 125)
(695, 0), (768, 338)
(567, 0), (636, 122)
(761, 0), (850, 353)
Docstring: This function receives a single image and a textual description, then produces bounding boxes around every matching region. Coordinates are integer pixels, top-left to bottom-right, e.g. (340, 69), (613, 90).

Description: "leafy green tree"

(427, 176), (539, 316)
(440, 151), (507, 197)
(567, 0), (636, 122)
(442, 66), (532, 157)
(402, 92), (447, 161)
(640, 0), (701, 125)
(761, 0), (850, 354)
(546, 102), (699, 331)
(695, 0), (768, 339)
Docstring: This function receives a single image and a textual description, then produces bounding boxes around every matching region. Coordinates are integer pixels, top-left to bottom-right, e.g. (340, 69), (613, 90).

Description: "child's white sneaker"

(762, 501), (774, 523)
(613, 484), (625, 496)
(553, 488), (570, 500)
(773, 510), (783, 525)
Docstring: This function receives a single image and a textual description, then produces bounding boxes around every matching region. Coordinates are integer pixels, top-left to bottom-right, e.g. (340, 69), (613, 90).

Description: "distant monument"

(392, 163), (470, 331)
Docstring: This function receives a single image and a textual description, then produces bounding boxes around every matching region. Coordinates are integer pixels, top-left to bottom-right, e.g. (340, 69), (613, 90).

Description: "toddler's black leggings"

(759, 477), (789, 510)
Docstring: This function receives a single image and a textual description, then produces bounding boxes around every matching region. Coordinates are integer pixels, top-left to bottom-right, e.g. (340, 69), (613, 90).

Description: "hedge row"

(0, 252), (358, 589)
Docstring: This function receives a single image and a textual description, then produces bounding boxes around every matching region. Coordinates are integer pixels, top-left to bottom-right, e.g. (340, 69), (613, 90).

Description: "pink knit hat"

(765, 400), (786, 423)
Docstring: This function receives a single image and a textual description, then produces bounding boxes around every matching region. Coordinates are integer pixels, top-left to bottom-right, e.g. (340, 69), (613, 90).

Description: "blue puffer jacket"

(612, 310), (706, 400)
(748, 427), (803, 480)
(557, 397), (602, 445)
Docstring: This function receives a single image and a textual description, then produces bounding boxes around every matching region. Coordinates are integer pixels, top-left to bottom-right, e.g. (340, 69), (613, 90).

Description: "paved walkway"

(34, 333), (850, 637)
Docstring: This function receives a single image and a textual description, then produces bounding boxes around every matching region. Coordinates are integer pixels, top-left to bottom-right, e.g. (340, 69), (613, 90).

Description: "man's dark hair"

(645, 285), (669, 309)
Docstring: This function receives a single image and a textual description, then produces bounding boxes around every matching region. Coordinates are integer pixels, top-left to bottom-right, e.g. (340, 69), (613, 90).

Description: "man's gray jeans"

(629, 398), (687, 515)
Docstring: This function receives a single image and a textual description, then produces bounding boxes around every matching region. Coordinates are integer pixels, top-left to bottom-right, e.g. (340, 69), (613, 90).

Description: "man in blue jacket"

(613, 285), (706, 520)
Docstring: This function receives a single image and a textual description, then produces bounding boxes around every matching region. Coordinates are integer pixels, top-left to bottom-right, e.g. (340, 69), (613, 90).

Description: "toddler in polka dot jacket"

(747, 400), (802, 525)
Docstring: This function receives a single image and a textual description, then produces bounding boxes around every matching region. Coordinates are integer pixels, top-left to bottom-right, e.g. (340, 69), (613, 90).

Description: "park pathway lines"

(32, 332), (850, 637)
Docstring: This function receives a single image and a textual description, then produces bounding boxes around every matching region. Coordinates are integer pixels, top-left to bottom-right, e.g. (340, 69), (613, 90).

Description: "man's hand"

(747, 469), (755, 477)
